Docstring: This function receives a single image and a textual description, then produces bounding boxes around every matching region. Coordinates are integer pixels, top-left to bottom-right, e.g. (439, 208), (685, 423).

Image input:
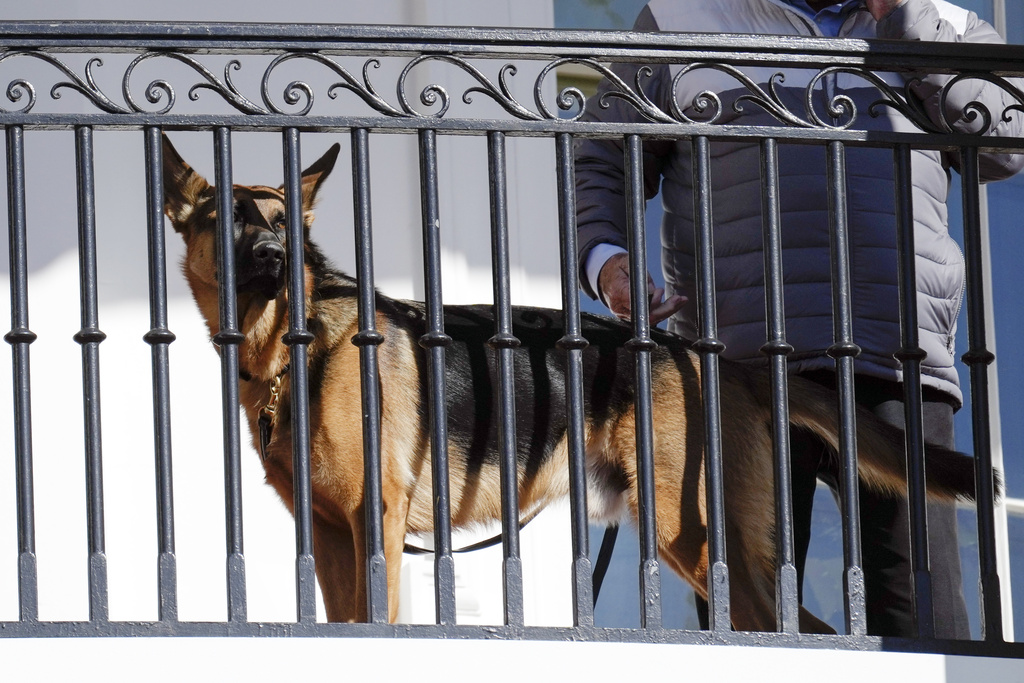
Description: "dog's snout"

(241, 236), (287, 298)
(253, 239), (285, 264)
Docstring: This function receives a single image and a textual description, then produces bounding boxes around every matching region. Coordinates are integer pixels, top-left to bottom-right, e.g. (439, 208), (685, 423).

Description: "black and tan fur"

(162, 135), (982, 633)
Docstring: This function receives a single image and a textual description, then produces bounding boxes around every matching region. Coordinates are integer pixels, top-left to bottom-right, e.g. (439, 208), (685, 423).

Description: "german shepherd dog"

(162, 134), (981, 633)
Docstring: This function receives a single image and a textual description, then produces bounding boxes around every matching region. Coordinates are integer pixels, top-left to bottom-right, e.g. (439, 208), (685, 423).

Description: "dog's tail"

(783, 375), (999, 503)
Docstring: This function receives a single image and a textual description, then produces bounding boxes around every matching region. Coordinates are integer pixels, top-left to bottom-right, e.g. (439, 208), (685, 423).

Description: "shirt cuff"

(585, 243), (628, 307)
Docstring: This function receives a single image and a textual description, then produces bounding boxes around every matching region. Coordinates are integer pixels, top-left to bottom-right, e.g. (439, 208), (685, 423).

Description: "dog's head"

(162, 134), (340, 322)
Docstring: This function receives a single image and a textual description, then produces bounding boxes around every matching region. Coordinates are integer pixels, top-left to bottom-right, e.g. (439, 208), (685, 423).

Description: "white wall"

(0, 0), (572, 629)
(4, 0), (549, 26)
(5, 635), (1024, 683)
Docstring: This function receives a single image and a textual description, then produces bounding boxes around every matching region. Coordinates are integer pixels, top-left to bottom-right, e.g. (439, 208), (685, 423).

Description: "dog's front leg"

(311, 515), (362, 622)
(382, 492), (411, 623)
(310, 499), (407, 623)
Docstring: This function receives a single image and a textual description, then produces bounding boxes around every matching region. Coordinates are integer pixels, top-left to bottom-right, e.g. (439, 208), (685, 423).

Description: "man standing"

(576, 0), (1023, 636)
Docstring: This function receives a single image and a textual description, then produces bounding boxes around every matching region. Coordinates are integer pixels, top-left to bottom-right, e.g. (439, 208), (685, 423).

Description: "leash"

(592, 524), (619, 608)
(404, 518), (621, 610)
(401, 506), (544, 555)
(402, 534), (512, 555)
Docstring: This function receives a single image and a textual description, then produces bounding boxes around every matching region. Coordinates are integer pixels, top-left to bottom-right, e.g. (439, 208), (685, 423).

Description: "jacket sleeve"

(574, 4), (674, 300)
(877, 0), (1024, 180)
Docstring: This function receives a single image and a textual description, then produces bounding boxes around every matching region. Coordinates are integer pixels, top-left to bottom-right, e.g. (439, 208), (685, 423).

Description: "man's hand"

(597, 252), (687, 325)
(865, 0), (905, 22)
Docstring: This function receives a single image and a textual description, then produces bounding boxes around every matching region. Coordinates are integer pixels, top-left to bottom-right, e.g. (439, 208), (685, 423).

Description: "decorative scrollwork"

(672, 63), (819, 127)
(534, 58), (673, 122)
(938, 71), (1024, 134)
(3, 77), (35, 115)
(535, 72), (583, 119)
(1, 43), (1021, 136)
(123, 52), (268, 115)
(803, 66), (1024, 135)
(0, 51), (130, 114)
(535, 58), (1024, 135)
(534, 58), (591, 120)
(330, 58), (404, 117)
(805, 66), (934, 132)
(397, 54), (543, 120)
(534, 59), (847, 128)
(262, 52), (405, 117)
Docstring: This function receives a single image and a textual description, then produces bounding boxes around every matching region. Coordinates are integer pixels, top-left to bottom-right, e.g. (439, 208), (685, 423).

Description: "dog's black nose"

(253, 239), (285, 265)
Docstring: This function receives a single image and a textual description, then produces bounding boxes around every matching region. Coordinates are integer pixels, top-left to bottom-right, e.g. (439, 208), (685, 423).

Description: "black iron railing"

(1, 22), (1022, 658)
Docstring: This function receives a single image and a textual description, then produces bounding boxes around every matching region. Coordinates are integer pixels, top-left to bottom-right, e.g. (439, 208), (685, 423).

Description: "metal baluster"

(143, 126), (178, 622)
(624, 134), (661, 630)
(73, 125), (109, 623)
(418, 129), (457, 625)
(5, 125), (38, 623)
(212, 127), (247, 623)
(893, 143), (934, 639)
(825, 140), (866, 636)
(486, 131), (525, 627)
(351, 128), (389, 624)
(555, 132), (594, 627)
(691, 135), (729, 632)
(759, 138), (798, 634)
(959, 146), (1004, 642)
(282, 128), (318, 623)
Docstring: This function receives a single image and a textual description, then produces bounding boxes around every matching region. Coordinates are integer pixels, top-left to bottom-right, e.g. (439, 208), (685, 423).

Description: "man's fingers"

(650, 294), (687, 325)
(649, 286), (687, 325)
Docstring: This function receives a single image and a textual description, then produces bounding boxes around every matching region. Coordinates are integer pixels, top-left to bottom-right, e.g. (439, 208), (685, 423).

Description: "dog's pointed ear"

(300, 143), (341, 212)
(162, 134), (212, 230)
